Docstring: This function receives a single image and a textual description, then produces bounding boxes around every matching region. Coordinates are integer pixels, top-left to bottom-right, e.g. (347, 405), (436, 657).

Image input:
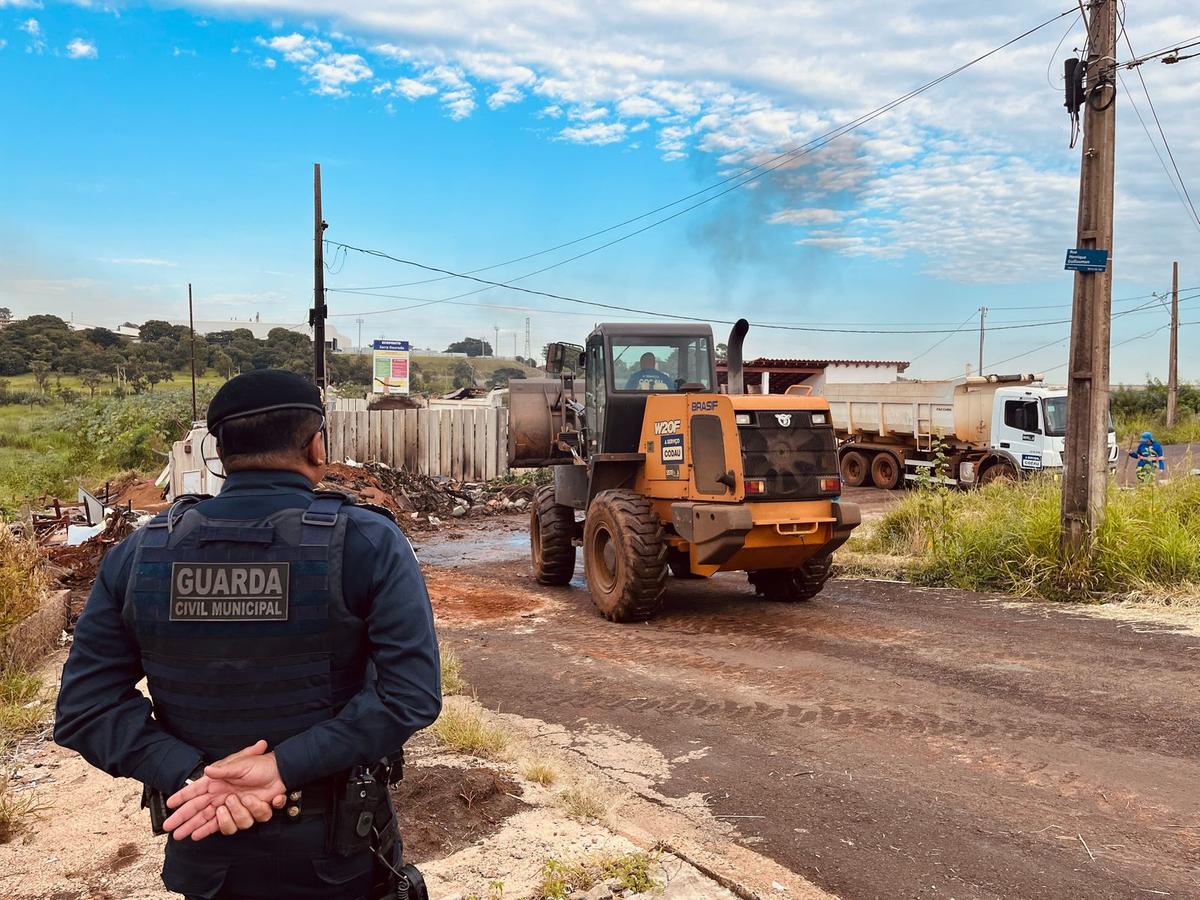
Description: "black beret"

(206, 369), (324, 430)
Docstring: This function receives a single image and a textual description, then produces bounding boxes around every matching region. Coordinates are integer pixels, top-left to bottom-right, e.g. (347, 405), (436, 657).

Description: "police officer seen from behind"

(54, 369), (442, 899)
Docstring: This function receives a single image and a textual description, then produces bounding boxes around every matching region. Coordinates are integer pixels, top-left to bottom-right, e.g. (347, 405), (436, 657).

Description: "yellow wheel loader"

(509, 319), (860, 622)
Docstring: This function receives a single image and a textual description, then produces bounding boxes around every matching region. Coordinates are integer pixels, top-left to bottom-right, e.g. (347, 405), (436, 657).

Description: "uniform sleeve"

(273, 517), (441, 789)
(53, 538), (203, 795)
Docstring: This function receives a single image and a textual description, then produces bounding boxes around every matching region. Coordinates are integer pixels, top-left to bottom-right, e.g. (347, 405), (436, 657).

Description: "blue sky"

(1, 1), (1197, 382)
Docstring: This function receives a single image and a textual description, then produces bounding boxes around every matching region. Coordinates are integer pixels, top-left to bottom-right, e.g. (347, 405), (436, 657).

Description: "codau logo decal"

(775, 414), (793, 427)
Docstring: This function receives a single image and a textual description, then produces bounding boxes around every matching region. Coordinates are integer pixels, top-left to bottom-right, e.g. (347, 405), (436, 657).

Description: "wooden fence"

(327, 407), (509, 481)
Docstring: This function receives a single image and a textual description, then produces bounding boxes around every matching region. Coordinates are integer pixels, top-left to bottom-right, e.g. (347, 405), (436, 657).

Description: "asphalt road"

(421, 523), (1200, 900)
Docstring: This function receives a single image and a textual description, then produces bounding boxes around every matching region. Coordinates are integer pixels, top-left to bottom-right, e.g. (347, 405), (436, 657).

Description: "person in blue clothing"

(54, 369), (442, 900)
(1129, 430), (1166, 484)
(624, 352), (675, 391)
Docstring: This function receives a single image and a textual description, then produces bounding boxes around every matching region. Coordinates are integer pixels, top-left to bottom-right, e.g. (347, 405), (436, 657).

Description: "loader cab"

(584, 323), (717, 455)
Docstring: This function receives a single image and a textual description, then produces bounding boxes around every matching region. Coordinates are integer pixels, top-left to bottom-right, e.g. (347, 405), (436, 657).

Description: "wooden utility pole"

(978, 306), (988, 374)
(187, 283), (197, 421)
(1166, 261), (1180, 426)
(312, 163), (328, 393)
(1061, 0), (1118, 559)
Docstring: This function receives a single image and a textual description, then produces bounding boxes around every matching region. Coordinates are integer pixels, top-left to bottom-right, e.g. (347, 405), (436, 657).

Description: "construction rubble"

(320, 461), (544, 530)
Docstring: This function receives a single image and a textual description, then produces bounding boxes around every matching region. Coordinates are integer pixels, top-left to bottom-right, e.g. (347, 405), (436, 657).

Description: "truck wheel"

(749, 555), (833, 603)
(583, 490), (668, 622)
(668, 548), (703, 579)
(978, 462), (1017, 486)
(840, 450), (870, 487)
(870, 452), (904, 490)
(531, 485), (576, 585)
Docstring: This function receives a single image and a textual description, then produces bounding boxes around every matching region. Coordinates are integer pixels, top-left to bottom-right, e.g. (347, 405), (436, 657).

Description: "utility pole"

(1061, 0), (1118, 559)
(1167, 260), (1180, 426)
(311, 163), (328, 393)
(187, 283), (197, 421)
(977, 306), (988, 375)
(493, 325), (499, 358)
(525, 316), (532, 360)
(356, 317), (364, 354)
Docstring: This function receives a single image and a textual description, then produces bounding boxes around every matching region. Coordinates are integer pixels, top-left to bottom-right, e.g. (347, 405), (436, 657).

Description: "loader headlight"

(811, 413), (828, 425)
(735, 413), (752, 425)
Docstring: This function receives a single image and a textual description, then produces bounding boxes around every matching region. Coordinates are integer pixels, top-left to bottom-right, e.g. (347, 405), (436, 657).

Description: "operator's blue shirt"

(624, 368), (675, 391)
(1129, 439), (1166, 471)
(54, 469), (442, 796)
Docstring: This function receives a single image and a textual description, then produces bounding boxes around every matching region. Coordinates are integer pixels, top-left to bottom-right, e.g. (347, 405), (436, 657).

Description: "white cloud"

(101, 257), (179, 267)
(0, 0), (42, 7)
(0, 39), (6, 51)
(375, 76), (436, 100)
(255, 34), (372, 96)
(172, 46), (197, 57)
(559, 121), (627, 146)
(769, 208), (846, 226)
(19, 16), (44, 53)
(205, 1), (1197, 282)
(66, 37), (98, 59)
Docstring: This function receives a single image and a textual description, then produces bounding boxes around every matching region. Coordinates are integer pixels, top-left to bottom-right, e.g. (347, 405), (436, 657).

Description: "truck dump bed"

(820, 376), (1040, 447)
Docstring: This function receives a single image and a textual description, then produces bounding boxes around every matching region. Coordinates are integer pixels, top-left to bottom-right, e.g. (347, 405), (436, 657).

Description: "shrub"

(534, 851), (658, 900)
(868, 475), (1200, 600)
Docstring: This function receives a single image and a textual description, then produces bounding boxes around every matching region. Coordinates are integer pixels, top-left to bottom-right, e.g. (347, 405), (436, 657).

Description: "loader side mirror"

(545, 342), (584, 376)
(545, 342), (567, 375)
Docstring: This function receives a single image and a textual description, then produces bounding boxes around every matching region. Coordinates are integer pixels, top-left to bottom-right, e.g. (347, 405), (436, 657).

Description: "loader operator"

(54, 369), (442, 900)
(624, 352), (675, 391)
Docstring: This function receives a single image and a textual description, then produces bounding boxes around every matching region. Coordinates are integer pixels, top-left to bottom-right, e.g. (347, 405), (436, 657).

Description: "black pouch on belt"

(331, 768), (388, 856)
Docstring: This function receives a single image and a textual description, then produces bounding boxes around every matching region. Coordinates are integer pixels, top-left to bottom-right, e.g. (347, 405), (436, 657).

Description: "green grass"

(429, 700), (510, 757)
(534, 851), (658, 900)
(411, 354), (541, 379)
(2, 367), (226, 398)
(866, 476), (1200, 601)
(439, 643), (469, 695)
(1115, 412), (1200, 446)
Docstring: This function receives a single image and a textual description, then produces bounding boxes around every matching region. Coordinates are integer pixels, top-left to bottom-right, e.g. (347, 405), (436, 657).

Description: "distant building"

(716, 358), (910, 394)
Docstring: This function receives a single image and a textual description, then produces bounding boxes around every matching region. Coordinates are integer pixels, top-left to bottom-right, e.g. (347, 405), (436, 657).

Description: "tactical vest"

(123, 492), (367, 769)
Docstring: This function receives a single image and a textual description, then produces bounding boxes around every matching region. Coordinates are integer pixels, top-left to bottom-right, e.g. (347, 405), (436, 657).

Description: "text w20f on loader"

(508, 319), (861, 622)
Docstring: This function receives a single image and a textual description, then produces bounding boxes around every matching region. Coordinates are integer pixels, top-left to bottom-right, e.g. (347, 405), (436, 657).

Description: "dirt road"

(421, 520), (1200, 900)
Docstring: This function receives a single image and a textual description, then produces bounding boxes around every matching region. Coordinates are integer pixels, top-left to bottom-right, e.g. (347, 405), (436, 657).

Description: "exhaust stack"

(726, 318), (750, 395)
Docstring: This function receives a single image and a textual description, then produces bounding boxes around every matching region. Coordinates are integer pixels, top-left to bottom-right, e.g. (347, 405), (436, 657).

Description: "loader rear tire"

(749, 555), (834, 603)
(840, 450), (870, 487)
(583, 490), (668, 622)
(531, 485), (577, 586)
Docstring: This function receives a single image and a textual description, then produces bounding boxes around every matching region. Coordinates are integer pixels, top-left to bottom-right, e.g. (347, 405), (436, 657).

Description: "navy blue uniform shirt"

(54, 469), (442, 796)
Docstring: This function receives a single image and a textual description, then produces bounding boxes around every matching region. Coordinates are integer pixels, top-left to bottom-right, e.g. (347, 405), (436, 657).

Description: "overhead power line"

(1116, 11), (1200, 231)
(326, 240), (1190, 336)
(331, 7), (1078, 301)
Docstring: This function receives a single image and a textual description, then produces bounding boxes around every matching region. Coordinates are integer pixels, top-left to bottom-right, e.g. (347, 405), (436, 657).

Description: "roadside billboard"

(372, 339), (410, 394)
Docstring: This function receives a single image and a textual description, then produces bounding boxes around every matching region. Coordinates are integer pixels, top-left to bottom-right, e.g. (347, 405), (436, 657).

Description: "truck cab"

(990, 386), (1118, 475)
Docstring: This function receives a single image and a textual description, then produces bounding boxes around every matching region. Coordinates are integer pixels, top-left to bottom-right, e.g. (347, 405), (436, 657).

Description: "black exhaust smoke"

(726, 318), (750, 395)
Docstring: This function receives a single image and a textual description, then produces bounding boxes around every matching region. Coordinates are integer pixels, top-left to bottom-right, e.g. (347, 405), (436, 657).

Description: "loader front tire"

(749, 555), (834, 603)
(531, 485), (577, 586)
(583, 490), (668, 622)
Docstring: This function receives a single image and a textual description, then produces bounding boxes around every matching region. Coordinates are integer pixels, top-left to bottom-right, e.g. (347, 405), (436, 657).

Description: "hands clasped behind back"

(163, 740), (288, 841)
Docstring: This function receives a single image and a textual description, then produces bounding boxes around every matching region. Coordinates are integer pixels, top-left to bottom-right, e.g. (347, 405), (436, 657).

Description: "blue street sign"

(372, 339), (410, 351)
(1064, 248), (1109, 273)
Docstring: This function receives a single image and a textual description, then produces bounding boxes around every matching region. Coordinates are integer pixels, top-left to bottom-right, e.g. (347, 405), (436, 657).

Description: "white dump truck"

(818, 374), (1118, 489)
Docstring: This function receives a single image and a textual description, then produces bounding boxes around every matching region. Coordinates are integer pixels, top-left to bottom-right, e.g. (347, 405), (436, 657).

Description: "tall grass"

(1114, 412), (1200, 446)
(868, 476), (1200, 600)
